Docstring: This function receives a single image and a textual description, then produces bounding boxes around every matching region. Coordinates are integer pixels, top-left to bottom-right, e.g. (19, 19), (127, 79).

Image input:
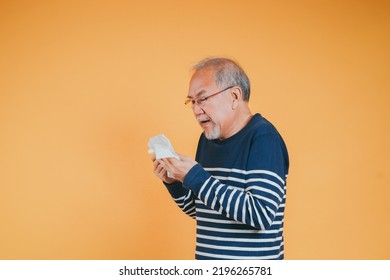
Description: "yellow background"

(1, 0), (389, 259)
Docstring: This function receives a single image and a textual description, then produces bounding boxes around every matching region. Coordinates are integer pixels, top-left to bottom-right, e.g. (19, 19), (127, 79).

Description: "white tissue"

(148, 134), (179, 160)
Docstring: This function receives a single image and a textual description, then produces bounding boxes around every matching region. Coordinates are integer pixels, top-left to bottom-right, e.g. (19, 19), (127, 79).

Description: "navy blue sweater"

(165, 113), (289, 259)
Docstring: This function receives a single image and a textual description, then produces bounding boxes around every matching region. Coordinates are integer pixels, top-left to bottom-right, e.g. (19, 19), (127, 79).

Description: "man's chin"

(204, 129), (221, 140)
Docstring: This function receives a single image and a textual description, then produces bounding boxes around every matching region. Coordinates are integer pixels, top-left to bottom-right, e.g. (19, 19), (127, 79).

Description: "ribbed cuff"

(182, 164), (211, 194)
(163, 181), (185, 198)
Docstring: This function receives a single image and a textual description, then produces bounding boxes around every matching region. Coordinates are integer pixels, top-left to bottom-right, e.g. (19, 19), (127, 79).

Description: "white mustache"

(196, 116), (211, 122)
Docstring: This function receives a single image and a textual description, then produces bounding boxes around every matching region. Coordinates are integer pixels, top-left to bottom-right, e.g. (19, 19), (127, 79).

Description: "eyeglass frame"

(184, 85), (236, 107)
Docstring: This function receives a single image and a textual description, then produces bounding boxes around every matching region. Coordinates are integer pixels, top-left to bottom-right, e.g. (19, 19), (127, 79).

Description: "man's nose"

(192, 103), (204, 115)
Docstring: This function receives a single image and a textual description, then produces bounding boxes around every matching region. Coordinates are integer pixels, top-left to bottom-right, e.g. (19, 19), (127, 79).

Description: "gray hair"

(192, 57), (251, 101)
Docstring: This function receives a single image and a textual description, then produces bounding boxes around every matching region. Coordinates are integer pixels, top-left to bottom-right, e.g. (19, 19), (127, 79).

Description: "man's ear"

(231, 86), (242, 109)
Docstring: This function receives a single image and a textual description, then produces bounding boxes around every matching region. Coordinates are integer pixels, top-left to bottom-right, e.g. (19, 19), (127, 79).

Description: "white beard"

(204, 124), (221, 140)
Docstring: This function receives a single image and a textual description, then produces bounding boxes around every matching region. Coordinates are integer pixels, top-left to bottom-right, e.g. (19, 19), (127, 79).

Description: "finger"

(156, 168), (165, 178)
(154, 160), (167, 175)
(150, 154), (156, 161)
(161, 158), (176, 174)
(153, 159), (160, 170)
(165, 157), (180, 165)
(154, 163), (168, 178)
(154, 163), (163, 173)
(161, 158), (174, 169)
(157, 160), (171, 175)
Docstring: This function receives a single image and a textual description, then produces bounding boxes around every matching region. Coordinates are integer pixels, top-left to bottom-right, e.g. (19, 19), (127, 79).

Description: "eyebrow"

(187, 89), (207, 99)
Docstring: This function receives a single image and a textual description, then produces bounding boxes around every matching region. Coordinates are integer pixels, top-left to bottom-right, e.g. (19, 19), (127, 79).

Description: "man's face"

(188, 69), (233, 140)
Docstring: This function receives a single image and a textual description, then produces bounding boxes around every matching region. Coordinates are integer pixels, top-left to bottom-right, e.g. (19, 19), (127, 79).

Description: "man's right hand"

(151, 155), (178, 184)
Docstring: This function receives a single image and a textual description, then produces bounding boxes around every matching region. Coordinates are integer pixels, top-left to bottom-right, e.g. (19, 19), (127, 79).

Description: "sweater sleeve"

(183, 133), (288, 230)
(164, 181), (196, 219)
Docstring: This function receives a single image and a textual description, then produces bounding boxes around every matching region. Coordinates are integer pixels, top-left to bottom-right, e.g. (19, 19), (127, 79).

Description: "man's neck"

(219, 108), (253, 140)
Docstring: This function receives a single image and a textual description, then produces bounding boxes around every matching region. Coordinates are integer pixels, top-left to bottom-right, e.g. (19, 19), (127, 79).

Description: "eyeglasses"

(184, 85), (235, 107)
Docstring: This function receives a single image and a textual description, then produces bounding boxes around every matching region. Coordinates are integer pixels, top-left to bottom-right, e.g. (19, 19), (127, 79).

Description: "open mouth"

(197, 117), (211, 128)
(199, 120), (211, 128)
(197, 117), (211, 127)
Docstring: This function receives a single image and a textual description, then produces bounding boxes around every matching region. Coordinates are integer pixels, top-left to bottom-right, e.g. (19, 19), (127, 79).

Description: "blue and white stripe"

(170, 166), (287, 260)
(165, 114), (289, 260)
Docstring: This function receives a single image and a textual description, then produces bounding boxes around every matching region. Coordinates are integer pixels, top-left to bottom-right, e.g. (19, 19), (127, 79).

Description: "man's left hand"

(160, 154), (197, 182)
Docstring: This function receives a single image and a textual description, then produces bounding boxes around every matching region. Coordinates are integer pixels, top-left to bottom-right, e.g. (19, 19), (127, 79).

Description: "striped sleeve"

(164, 181), (197, 219)
(183, 133), (287, 230)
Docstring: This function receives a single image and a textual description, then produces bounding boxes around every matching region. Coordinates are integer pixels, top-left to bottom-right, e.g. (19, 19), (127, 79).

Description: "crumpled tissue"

(147, 134), (179, 160)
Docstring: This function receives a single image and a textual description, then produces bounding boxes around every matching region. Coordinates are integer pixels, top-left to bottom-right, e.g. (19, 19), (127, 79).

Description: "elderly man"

(153, 57), (289, 260)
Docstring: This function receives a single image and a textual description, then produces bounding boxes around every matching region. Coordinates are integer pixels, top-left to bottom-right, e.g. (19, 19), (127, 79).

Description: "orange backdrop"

(1, 0), (389, 259)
